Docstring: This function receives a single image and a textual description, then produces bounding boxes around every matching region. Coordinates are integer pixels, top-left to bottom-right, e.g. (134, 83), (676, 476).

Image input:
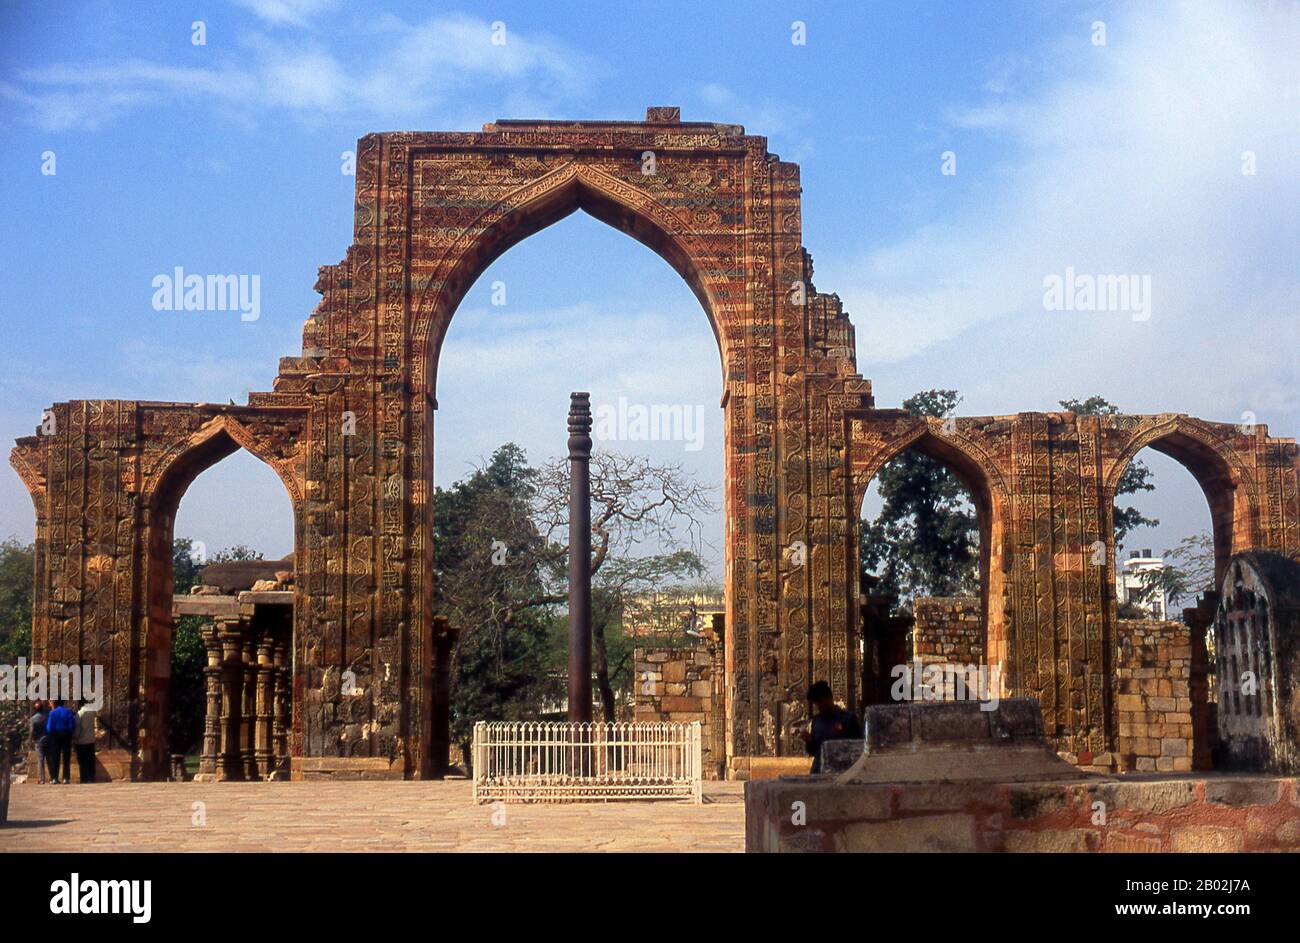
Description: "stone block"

(1170, 826), (1244, 853)
(776, 829), (826, 853)
(1275, 820), (1300, 845)
(916, 703), (991, 743)
(1160, 738), (1188, 757)
(747, 757), (813, 780)
(819, 739), (865, 774)
(1204, 779), (1281, 807)
(1104, 833), (1162, 853)
(835, 814), (977, 853)
(1004, 829), (1093, 853)
(801, 785), (893, 822)
(1092, 780), (1196, 814)
(1116, 694), (1144, 712)
(896, 782), (988, 812)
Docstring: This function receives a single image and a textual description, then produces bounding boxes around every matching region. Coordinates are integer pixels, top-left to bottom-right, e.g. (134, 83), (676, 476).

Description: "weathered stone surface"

(836, 815), (978, 853)
(819, 739), (864, 774)
(850, 413), (1300, 760)
(1204, 779), (1281, 806)
(1169, 825), (1244, 852)
(1093, 780), (1197, 814)
(748, 773), (1300, 853)
(1215, 553), (1300, 774)
(836, 700), (1085, 785)
(1004, 829), (1093, 853)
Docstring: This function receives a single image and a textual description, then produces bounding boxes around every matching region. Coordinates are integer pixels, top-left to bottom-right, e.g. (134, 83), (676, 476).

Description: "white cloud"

(4, 13), (599, 130)
(699, 83), (734, 106)
(821, 2), (1300, 368)
(229, 0), (339, 28)
(435, 299), (726, 570)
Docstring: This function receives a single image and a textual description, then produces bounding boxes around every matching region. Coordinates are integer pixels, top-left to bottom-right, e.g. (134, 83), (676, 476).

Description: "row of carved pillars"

(196, 616), (291, 781)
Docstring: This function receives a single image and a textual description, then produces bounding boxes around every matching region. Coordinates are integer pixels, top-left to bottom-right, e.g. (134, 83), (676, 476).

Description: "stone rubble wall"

(634, 644), (722, 779)
(1115, 619), (1195, 773)
(912, 596), (985, 671)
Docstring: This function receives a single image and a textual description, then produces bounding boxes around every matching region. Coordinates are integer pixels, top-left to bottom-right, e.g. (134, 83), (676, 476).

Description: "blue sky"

(0, 0), (1296, 577)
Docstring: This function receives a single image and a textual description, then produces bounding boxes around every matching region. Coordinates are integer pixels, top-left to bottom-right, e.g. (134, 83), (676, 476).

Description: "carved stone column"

(241, 633), (257, 780)
(272, 640), (289, 779)
(255, 636), (274, 780)
(195, 623), (222, 782)
(218, 621), (245, 781)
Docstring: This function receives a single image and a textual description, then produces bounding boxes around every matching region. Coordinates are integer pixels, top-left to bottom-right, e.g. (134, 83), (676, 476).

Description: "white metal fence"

(472, 721), (702, 803)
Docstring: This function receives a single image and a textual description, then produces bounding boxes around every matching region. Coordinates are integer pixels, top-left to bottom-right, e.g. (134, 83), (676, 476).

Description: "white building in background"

(1116, 549), (1168, 620)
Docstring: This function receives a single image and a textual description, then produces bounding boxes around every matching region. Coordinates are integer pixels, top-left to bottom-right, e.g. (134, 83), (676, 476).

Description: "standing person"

(800, 680), (862, 774)
(74, 699), (98, 784)
(45, 700), (77, 784)
(28, 700), (50, 784)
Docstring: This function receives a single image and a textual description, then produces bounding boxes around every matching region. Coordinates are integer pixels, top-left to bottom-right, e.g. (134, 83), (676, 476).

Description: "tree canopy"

(435, 443), (718, 760)
(859, 390), (979, 609)
(860, 392), (1164, 612)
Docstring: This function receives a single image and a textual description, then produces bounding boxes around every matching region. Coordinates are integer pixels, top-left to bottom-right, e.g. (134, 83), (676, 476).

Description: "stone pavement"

(1, 779), (745, 852)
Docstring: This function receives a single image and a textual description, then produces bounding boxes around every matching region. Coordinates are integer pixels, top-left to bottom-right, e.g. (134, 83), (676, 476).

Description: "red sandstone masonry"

(913, 596), (984, 669)
(1115, 620), (1195, 774)
(634, 645), (724, 778)
(911, 597), (987, 701)
(745, 776), (1300, 852)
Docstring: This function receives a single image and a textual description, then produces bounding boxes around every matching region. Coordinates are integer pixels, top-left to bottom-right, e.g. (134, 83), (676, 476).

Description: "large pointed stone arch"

(135, 413), (306, 776)
(849, 412), (1014, 692)
(413, 161), (734, 391)
(280, 110), (872, 776)
(1102, 414), (1261, 582)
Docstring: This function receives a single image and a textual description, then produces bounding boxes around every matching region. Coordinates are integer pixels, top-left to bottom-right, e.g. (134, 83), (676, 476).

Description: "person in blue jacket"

(45, 700), (77, 784)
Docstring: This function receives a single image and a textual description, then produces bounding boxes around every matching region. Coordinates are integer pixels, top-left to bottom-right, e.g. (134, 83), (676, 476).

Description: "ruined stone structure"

(850, 410), (1300, 763)
(11, 109), (1300, 779)
(174, 588), (293, 783)
(633, 630), (727, 780)
(1113, 619), (1198, 773)
(1214, 552), (1300, 772)
(912, 596), (985, 674)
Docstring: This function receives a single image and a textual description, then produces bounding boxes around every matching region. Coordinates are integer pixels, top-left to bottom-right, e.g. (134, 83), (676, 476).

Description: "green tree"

(434, 445), (557, 761)
(860, 390), (979, 609)
(0, 538), (34, 666)
(1059, 396), (1159, 545)
(435, 444), (720, 765)
(1133, 531), (1216, 611)
(533, 452), (717, 721)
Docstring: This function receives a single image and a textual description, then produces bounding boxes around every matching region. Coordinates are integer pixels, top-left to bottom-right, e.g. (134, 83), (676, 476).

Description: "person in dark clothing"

(74, 698), (98, 783)
(801, 680), (862, 773)
(45, 700), (77, 784)
(28, 699), (50, 784)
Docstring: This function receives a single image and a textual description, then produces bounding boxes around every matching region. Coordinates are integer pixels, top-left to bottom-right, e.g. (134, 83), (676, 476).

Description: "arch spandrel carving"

(142, 411), (308, 512)
(408, 159), (740, 393)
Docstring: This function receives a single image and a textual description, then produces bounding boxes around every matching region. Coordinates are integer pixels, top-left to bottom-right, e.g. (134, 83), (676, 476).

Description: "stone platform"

(745, 771), (1300, 852)
(746, 698), (1300, 851)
